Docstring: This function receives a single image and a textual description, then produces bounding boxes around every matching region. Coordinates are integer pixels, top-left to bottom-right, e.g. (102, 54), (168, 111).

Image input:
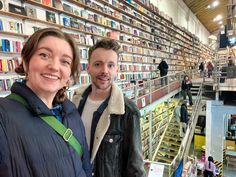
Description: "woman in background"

(181, 75), (193, 106)
(203, 156), (216, 177)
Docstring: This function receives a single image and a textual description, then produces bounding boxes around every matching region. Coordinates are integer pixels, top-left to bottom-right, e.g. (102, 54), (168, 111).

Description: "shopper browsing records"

(181, 75), (193, 106)
(203, 156), (216, 177)
(0, 28), (92, 177)
(158, 59), (169, 85)
(73, 39), (146, 177)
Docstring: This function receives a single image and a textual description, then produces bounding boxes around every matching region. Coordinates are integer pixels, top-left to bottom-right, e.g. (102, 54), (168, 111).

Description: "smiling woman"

(16, 28), (80, 104)
(22, 36), (73, 108)
(0, 28), (92, 177)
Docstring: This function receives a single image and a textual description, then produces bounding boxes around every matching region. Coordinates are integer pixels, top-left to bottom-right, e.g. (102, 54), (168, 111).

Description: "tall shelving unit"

(0, 29), (24, 97)
(140, 99), (177, 160)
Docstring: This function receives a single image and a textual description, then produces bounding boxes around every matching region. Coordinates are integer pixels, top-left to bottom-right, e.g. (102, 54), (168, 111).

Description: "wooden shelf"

(0, 31), (28, 38)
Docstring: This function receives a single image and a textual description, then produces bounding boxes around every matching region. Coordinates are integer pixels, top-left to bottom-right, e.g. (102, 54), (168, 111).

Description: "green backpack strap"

(7, 93), (83, 157)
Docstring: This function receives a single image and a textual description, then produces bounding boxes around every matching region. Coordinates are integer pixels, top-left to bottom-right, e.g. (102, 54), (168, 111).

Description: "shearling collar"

(108, 83), (125, 115)
(73, 83), (125, 115)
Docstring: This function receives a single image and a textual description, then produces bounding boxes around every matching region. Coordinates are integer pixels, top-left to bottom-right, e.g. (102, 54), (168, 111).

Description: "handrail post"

(167, 75), (170, 94)
(148, 110), (153, 160)
(169, 164), (171, 177)
(134, 84), (138, 105)
(149, 79), (152, 104)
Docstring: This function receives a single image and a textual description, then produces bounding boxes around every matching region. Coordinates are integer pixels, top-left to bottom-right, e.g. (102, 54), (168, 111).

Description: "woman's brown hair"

(15, 28), (80, 103)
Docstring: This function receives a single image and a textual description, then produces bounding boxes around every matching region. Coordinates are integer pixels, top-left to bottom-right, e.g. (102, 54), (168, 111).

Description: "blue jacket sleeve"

(0, 114), (11, 177)
(78, 118), (92, 177)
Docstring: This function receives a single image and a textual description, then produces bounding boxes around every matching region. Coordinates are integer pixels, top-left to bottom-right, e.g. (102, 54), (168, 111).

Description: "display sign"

(148, 163), (164, 177)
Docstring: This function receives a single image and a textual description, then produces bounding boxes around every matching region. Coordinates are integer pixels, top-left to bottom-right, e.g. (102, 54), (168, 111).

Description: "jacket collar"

(108, 83), (125, 115)
(11, 82), (75, 116)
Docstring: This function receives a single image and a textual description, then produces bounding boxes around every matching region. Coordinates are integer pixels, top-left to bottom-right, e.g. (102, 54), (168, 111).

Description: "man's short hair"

(88, 39), (121, 62)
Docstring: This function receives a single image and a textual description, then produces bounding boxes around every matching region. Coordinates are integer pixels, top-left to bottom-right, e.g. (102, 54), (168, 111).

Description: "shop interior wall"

(150, 0), (210, 45)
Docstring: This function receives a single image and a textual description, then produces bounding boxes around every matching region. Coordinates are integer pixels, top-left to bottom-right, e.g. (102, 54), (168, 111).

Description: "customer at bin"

(181, 75), (193, 106)
(73, 39), (146, 177)
(0, 28), (92, 177)
(203, 156), (216, 177)
(179, 101), (188, 138)
(158, 59), (169, 85)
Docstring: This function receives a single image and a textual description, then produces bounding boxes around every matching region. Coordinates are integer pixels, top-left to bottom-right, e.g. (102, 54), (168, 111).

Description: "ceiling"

(183, 0), (228, 34)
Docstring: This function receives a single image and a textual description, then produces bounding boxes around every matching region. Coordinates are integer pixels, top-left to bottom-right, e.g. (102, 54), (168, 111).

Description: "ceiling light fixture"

(212, 1), (219, 8)
(206, 1), (219, 9)
(195, 1), (219, 15)
(213, 14), (222, 22)
(206, 5), (211, 9)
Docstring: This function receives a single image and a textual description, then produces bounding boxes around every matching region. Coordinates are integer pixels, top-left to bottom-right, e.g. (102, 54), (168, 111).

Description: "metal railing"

(121, 69), (199, 110)
(172, 83), (203, 175)
(151, 106), (176, 162)
(141, 70), (203, 176)
(212, 56), (236, 91)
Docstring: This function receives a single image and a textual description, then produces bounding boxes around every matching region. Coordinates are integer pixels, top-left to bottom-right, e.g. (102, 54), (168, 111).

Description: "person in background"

(73, 39), (146, 177)
(207, 61), (214, 78)
(199, 62), (205, 78)
(0, 28), (92, 177)
(203, 156), (216, 177)
(179, 101), (188, 137)
(220, 64), (227, 83)
(228, 57), (235, 67)
(174, 101), (183, 137)
(158, 59), (169, 85)
(174, 101), (181, 123)
(181, 75), (193, 106)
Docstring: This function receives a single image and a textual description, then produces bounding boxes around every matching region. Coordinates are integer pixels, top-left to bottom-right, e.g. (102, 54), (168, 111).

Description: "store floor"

(196, 166), (235, 177)
(189, 141), (236, 177)
(223, 165), (236, 177)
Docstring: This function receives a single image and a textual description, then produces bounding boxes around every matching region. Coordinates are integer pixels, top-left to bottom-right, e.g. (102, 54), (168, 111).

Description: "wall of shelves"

(0, 0), (213, 95)
(150, 0), (210, 44)
(141, 99), (177, 160)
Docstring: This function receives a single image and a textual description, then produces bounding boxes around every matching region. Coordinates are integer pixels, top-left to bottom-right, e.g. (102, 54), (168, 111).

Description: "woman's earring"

(65, 81), (70, 90)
